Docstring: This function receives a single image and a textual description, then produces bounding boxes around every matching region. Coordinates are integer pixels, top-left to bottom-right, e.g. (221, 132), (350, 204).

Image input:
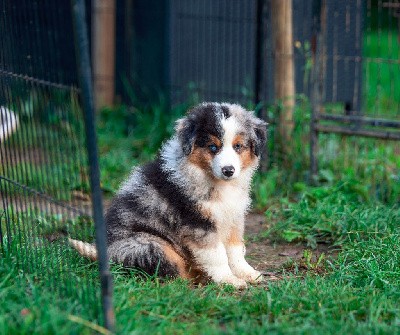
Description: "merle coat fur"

(72, 102), (267, 288)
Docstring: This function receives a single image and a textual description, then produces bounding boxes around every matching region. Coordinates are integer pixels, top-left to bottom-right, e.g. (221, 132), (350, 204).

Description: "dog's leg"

(225, 229), (263, 283)
(190, 240), (247, 288)
(108, 233), (189, 279)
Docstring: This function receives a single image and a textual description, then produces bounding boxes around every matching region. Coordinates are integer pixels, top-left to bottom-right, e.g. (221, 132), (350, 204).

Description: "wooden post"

(92, 0), (116, 109)
(271, 0), (295, 156)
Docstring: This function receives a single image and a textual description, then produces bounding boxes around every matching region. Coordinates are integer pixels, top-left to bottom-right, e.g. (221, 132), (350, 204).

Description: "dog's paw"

(233, 267), (263, 283)
(218, 275), (247, 289)
(242, 270), (263, 283)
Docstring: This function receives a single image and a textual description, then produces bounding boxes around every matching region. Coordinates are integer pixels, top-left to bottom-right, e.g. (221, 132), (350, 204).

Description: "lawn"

(1, 26), (400, 334)
(364, 30), (400, 117)
(1, 101), (399, 333)
(1, 188), (399, 334)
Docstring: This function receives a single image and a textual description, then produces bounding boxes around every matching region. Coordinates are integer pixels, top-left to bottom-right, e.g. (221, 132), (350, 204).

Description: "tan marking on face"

(188, 146), (213, 172)
(233, 134), (256, 170)
(188, 135), (222, 174)
(232, 134), (246, 152)
(227, 229), (243, 246)
(240, 147), (255, 169)
(208, 135), (222, 147)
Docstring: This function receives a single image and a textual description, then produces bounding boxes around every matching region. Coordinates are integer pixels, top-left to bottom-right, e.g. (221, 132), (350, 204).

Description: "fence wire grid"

(0, 0), (110, 331)
(309, 0), (400, 203)
(1, 0), (400, 333)
(147, 0), (399, 203)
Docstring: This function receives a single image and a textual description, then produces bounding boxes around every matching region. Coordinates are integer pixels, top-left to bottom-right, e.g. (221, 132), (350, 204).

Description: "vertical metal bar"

(0, 185), (9, 250)
(255, 0), (269, 172)
(310, 108), (319, 179)
(164, 0), (171, 106)
(70, 0), (115, 331)
(310, 0), (324, 181)
(254, 0), (263, 106)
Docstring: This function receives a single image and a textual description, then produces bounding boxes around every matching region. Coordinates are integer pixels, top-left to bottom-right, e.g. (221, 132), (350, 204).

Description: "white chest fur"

(200, 181), (250, 241)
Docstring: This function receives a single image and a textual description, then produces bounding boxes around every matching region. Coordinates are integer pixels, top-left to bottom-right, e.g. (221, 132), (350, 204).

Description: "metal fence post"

(309, 0), (324, 181)
(71, 0), (115, 331)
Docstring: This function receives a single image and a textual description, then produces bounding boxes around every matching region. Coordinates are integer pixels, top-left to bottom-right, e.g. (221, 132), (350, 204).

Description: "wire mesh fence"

(165, 1), (399, 204)
(0, 0), (111, 330)
(310, 0), (400, 203)
(167, 0), (399, 203)
(169, 0), (258, 104)
(1, 0), (399, 332)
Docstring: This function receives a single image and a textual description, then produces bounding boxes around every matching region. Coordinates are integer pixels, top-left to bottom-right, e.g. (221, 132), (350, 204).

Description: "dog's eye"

(233, 143), (242, 152)
(208, 144), (218, 153)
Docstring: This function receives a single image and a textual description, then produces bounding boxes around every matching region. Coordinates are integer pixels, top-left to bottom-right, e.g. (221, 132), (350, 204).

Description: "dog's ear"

(250, 116), (268, 157)
(175, 117), (196, 155)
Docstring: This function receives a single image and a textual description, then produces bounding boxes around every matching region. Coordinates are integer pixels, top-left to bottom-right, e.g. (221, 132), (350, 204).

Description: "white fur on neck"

(199, 170), (254, 242)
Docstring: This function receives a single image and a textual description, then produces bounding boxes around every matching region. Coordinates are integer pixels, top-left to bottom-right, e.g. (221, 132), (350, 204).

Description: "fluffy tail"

(68, 238), (98, 261)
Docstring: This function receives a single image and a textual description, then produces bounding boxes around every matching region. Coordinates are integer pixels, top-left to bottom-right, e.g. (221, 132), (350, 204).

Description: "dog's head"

(176, 102), (267, 180)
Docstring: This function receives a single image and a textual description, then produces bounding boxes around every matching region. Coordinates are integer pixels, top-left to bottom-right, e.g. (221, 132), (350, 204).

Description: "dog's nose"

(222, 165), (235, 177)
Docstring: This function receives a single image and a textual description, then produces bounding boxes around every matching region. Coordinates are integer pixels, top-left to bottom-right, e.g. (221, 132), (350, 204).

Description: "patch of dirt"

(244, 213), (337, 276)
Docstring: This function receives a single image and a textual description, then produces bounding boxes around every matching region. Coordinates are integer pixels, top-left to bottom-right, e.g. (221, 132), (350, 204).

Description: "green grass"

(0, 209), (101, 334)
(0, 90), (89, 201)
(364, 30), (400, 116)
(262, 180), (400, 248)
(1, 28), (400, 334)
(252, 97), (400, 211)
(97, 102), (188, 193)
(1, 193), (399, 334)
(0, 240), (101, 335)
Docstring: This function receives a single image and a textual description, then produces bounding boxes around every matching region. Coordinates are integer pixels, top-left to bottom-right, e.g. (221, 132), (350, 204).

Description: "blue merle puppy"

(70, 102), (267, 288)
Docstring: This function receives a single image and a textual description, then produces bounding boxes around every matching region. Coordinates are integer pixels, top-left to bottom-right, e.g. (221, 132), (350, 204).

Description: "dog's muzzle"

(221, 165), (235, 178)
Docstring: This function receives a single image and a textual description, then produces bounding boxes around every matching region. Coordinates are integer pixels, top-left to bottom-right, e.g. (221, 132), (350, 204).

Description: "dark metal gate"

(310, 0), (400, 177)
(0, 0), (114, 331)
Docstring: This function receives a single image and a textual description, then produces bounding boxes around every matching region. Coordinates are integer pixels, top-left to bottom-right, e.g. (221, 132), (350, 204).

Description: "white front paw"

(217, 275), (247, 289)
(241, 269), (263, 283)
(232, 264), (263, 283)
